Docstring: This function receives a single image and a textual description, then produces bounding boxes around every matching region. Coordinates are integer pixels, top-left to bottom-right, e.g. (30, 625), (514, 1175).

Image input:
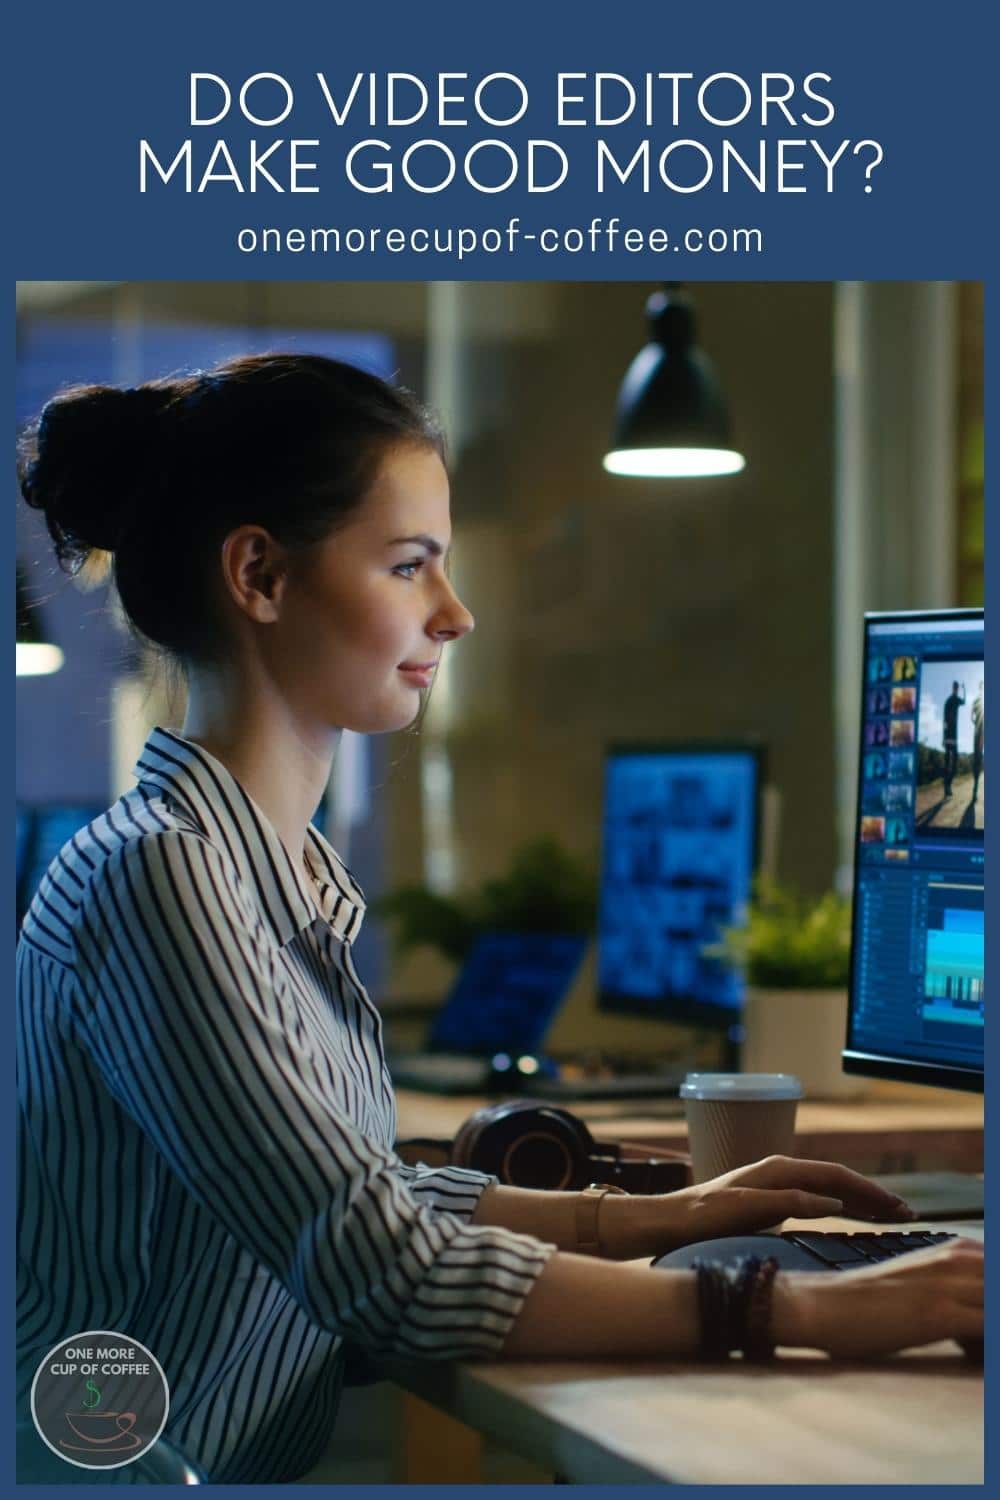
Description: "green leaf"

(372, 836), (597, 961)
(716, 880), (852, 989)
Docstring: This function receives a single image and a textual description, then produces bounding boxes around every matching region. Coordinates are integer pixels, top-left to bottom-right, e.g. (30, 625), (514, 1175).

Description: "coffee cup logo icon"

(30, 1331), (169, 1470)
(61, 1410), (142, 1453)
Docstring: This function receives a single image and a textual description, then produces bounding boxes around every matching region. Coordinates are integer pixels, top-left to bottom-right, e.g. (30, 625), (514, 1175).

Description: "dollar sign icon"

(82, 1379), (102, 1410)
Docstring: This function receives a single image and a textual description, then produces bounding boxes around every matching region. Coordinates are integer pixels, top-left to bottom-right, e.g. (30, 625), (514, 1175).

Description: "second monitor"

(597, 744), (762, 1041)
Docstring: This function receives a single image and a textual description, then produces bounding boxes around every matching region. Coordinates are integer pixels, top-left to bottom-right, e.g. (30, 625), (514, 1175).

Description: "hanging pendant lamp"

(603, 283), (746, 478)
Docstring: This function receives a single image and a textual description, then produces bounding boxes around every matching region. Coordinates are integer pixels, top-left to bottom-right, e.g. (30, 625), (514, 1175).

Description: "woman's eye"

(393, 559), (424, 579)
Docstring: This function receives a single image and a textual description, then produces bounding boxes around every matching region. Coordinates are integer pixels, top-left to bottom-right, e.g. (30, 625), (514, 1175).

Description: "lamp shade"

(604, 285), (746, 478)
(16, 565), (64, 676)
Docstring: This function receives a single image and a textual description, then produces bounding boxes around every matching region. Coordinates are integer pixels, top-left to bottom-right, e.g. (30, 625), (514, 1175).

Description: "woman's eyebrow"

(386, 533), (450, 558)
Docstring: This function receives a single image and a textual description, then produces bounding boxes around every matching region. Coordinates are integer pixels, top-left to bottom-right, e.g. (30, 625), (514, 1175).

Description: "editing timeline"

(853, 871), (983, 1069)
(922, 881), (984, 1021)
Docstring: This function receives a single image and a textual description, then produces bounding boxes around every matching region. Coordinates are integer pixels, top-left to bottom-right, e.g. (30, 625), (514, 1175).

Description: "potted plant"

(720, 883), (865, 1099)
(374, 835), (598, 963)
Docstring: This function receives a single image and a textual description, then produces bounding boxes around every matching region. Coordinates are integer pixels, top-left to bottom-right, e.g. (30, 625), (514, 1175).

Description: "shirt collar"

(133, 726), (365, 948)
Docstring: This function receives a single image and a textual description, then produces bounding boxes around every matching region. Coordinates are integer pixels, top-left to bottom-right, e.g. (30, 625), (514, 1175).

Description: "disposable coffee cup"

(680, 1073), (803, 1184)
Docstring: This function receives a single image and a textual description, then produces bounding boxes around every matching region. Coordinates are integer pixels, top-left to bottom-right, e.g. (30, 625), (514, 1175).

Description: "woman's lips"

(398, 663), (437, 687)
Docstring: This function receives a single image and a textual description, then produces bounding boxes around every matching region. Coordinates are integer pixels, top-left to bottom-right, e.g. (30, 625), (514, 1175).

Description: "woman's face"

(269, 442), (474, 734)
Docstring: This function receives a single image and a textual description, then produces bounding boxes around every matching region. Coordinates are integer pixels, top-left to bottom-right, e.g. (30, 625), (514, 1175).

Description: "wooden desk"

(384, 1215), (984, 1485)
(389, 1339), (982, 1484)
(389, 1092), (983, 1482)
(395, 1087), (984, 1175)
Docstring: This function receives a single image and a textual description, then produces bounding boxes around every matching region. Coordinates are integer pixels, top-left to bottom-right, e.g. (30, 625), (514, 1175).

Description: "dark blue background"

(8, 0), (994, 279)
(7, 0), (995, 1494)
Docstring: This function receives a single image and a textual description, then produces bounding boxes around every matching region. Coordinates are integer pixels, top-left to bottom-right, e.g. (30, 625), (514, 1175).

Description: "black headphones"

(398, 1099), (688, 1194)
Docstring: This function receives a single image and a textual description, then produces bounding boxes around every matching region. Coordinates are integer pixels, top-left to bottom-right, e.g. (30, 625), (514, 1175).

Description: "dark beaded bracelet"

(733, 1254), (761, 1325)
(694, 1261), (722, 1358)
(744, 1256), (780, 1361)
(694, 1260), (740, 1359)
(695, 1255), (779, 1360)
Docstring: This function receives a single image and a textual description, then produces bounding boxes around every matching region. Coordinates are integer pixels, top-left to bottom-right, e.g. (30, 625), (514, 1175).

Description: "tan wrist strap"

(576, 1182), (628, 1256)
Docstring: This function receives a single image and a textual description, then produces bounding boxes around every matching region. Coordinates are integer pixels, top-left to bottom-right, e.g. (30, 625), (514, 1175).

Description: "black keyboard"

(653, 1229), (958, 1273)
(777, 1229), (958, 1269)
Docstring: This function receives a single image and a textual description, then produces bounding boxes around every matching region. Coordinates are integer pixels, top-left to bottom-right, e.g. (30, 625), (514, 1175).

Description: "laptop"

(389, 931), (588, 1094)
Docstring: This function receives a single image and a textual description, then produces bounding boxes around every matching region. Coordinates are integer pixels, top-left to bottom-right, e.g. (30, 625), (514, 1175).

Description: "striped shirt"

(17, 726), (555, 1482)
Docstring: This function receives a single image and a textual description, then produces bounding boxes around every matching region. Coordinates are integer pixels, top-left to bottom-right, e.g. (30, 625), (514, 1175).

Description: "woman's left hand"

(604, 1155), (916, 1259)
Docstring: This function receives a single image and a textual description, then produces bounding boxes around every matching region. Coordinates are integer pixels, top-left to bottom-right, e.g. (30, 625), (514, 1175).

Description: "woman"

(17, 354), (983, 1483)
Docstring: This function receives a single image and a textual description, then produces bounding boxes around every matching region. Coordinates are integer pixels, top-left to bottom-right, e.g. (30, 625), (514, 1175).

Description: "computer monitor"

(16, 804), (105, 927)
(844, 609), (984, 1093)
(597, 744), (762, 1034)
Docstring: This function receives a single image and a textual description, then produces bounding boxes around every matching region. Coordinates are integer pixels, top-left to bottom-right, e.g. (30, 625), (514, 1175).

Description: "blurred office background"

(15, 280), (984, 1043)
(14, 279), (985, 1482)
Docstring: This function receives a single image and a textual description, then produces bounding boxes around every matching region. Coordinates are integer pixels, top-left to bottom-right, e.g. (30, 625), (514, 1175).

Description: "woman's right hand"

(772, 1239), (984, 1359)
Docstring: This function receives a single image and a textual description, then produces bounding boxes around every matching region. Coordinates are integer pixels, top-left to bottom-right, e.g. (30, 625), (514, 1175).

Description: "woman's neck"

(180, 671), (340, 863)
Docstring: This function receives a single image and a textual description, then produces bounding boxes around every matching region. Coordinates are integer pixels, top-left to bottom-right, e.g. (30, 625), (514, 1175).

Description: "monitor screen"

(844, 610), (984, 1092)
(597, 745), (761, 1030)
(16, 805), (33, 889)
(17, 804), (105, 927)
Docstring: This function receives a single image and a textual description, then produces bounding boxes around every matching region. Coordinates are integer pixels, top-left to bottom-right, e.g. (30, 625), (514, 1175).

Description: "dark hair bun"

(18, 384), (167, 559)
(19, 352), (442, 664)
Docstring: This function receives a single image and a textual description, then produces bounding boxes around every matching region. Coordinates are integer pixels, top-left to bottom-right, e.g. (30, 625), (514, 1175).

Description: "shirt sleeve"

(392, 1161), (499, 1219)
(72, 829), (555, 1360)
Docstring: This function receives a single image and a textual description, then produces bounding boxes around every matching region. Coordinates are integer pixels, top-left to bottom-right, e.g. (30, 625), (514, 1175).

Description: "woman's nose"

(431, 587), (474, 642)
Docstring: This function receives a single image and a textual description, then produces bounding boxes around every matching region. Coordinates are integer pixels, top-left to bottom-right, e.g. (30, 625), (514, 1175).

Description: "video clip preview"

(860, 649), (984, 863)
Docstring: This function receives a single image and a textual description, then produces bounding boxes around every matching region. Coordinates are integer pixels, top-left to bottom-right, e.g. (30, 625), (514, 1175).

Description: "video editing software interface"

(851, 613), (984, 1081)
(597, 747), (759, 1028)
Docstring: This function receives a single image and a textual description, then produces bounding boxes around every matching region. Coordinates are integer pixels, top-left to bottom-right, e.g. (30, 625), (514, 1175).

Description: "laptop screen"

(428, 932), (588, 1055)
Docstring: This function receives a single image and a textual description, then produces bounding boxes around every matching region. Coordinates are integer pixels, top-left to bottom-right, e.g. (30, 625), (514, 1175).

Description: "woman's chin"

(341, 698), (424, 735)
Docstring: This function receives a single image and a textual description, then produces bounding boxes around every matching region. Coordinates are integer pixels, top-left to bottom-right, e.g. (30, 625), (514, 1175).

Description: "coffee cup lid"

(680, 1072), (803, 1101)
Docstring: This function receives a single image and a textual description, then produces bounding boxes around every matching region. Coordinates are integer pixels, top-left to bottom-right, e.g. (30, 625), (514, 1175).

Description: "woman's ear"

(220, 526), (289, 624)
